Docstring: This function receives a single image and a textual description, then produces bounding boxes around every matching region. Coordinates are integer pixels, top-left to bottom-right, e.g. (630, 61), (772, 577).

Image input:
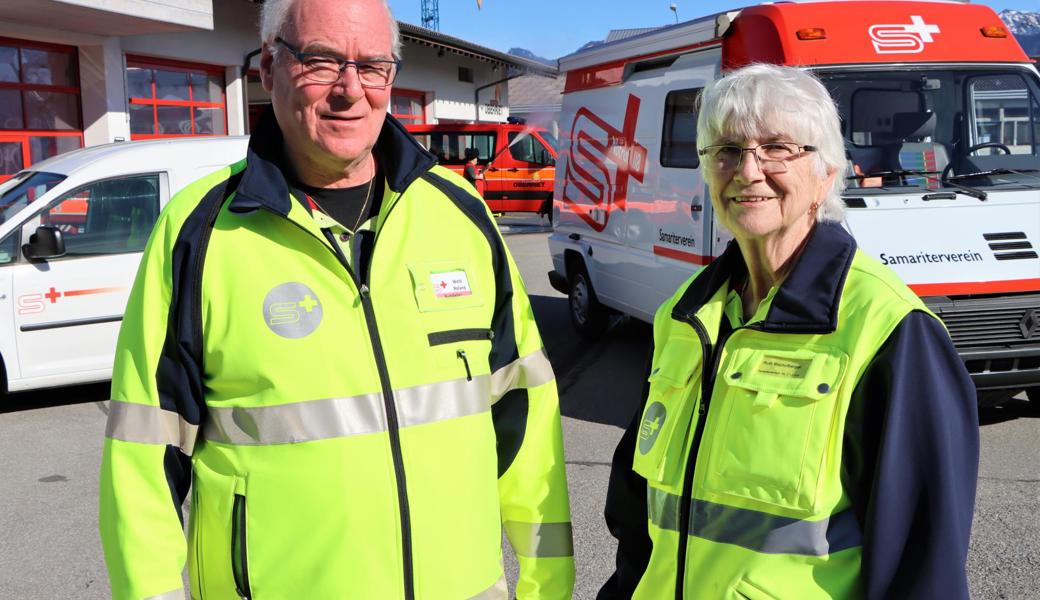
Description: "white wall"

(394, 41), (510, 123)
(119, 0), (258, 67)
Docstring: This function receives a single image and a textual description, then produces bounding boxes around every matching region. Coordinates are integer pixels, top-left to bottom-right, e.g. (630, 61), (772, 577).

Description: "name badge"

(430, 270), (473, 298)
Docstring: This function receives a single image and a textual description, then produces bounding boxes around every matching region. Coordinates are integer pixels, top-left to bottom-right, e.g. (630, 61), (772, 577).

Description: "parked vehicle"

(548, 0), (1040, 404)
(406, 122), (557, 214)
(0, 136), (248, 393)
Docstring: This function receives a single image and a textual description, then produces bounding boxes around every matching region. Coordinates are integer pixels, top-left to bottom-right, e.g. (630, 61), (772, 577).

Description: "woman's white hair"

(696, 63), (847, 222)
(260, 0), (403, 58)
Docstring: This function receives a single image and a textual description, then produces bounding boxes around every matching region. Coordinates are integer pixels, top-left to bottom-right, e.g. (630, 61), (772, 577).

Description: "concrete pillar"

(78, 37), (130, 147)
(225, 65), (246, 135)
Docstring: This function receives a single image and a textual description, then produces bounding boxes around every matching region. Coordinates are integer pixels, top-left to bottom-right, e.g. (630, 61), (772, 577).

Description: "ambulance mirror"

(22, 225), (66, 261)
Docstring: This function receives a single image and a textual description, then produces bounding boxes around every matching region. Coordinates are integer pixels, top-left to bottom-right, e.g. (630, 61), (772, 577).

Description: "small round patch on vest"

(817, 383), (831, 394)
(263, 282), (323, 339)
(638, 402), (667, 455)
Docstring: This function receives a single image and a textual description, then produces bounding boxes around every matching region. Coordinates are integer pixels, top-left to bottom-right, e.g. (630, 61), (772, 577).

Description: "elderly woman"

(598, 64), (979, 600)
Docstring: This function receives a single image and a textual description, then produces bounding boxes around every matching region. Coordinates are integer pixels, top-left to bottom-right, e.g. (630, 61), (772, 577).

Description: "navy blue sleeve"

(848, 310), (979, 600)
(598, 349), (654, 600)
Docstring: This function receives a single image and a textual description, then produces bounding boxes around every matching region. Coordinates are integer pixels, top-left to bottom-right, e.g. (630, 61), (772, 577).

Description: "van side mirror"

(22, 225), (66, 261)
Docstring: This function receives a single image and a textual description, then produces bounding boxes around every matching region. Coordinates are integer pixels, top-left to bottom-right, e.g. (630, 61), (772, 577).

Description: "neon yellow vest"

(632, 248), (931, 599)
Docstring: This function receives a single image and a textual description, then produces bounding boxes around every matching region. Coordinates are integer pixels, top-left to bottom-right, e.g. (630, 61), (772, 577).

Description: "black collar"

(672, 222), (857, 334)
(229, 107), (436, 216)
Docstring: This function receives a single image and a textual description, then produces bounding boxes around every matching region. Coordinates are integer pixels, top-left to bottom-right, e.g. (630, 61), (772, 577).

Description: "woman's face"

(704, 135), (835, 245)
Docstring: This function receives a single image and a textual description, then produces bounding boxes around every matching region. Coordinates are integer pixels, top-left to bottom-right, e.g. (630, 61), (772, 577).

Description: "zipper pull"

(359, 283), (370, 299)
(457, 349), (473, 381)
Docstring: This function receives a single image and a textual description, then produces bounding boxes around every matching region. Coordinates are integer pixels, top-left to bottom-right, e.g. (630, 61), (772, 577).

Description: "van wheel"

(568, 267), (608, 339)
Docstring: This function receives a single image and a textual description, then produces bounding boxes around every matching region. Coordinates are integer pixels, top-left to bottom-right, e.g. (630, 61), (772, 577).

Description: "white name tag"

(430, 270), (473, 298)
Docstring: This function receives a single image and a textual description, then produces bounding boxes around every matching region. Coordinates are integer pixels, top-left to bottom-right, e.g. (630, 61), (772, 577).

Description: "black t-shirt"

(293, 176), (384, 230)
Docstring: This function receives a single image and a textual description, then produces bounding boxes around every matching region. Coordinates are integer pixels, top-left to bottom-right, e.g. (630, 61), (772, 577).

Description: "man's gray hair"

(260, 0), (403, 58)
(696, 63), (847, 222)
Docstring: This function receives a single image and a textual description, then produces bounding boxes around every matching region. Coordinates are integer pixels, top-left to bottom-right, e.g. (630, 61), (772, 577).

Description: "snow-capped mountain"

(1000, 10), (1040, 36)
(1000, 10), (1040, 56)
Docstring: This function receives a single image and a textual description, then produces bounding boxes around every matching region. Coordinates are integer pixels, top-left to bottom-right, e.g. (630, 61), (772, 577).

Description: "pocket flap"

(633, 346), (701, 486)
(722, 346), (847, 401)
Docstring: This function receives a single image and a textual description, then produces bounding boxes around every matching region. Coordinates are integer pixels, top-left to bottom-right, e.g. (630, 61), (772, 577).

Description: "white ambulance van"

(0, 137), (247, 394)
(548, 0), (1040, 403)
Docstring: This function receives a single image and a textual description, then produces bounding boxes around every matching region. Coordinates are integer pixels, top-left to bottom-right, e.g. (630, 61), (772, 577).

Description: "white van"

(0, 137), (248, 393)
(548, 0), (1040, 403)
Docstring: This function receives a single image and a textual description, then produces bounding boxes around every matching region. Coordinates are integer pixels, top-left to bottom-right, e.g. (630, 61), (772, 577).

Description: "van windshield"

(817, 67), (1040, 192)
(0, 171), (65, 225)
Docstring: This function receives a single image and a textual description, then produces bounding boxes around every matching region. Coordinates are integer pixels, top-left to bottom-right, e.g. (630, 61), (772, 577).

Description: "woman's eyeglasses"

(699, 142), (817, 174)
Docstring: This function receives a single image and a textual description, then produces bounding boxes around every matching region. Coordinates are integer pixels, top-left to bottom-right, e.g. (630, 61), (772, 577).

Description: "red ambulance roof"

(563, 1), (1030, 94)
(722, 1), (1030, 70)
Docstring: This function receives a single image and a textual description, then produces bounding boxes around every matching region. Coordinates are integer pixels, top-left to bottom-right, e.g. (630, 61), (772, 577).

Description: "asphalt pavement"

(0, 213), (1038, 599)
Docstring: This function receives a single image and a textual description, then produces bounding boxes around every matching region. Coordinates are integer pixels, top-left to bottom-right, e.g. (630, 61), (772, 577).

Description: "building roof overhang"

(398, 22), (557, 77)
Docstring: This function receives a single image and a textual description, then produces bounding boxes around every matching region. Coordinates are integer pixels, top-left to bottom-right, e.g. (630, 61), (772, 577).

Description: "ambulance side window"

(661, 88), (701, 168)
(39, 174), (160, 257)
(967, 73), (1040, 156)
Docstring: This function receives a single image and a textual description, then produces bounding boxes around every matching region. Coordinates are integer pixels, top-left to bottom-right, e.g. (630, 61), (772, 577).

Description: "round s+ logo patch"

(638, 402), (667, 455)
(263, 282), (323, 339)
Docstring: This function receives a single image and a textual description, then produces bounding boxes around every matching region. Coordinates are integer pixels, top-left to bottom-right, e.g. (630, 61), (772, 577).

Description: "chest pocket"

(632, 340), (702, 491)
(700, 343), (849, 515)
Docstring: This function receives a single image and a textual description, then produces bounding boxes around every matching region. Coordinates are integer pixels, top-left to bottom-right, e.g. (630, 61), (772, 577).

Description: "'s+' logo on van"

(869, 16), (940, 54)
(562, 94), (648, 232)
(263, 282), (323, 338)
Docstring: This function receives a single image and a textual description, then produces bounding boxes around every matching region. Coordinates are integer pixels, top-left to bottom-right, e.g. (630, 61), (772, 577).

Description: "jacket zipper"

(671, 314), (749, 600)
(231, 494), (251, 600)
(319, 225), (416, 600)
(428, 328), (494, 346)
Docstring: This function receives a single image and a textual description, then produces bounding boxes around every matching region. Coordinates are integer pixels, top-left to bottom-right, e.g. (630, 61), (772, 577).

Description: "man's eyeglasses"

(274, 37), (400, 88)
(698, 142), (817, 174)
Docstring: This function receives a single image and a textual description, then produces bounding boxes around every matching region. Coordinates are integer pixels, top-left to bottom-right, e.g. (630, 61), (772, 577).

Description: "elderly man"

(98, 1), (574, 598)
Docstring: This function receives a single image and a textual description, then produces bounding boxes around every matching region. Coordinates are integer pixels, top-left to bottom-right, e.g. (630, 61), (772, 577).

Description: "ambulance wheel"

(568, 267), (608, 339)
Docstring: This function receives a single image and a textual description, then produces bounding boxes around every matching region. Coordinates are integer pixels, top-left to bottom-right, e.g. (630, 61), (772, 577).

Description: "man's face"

(260, 0), (394, 174)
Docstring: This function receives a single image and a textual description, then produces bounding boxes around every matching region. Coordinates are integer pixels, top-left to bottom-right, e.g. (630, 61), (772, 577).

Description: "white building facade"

(0, 0), (553, 181)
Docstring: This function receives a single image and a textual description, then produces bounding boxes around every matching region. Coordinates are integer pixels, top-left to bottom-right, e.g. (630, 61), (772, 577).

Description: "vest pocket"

(231, 494), (252, 599)
(632, 347), (701, 487)
(189, 459), (245, 600)
(701, 345), (848, 514)
(733, 578), (780, 600)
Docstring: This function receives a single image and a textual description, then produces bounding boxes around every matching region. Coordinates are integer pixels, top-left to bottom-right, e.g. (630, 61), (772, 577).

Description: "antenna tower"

(421, 0), (440, 30)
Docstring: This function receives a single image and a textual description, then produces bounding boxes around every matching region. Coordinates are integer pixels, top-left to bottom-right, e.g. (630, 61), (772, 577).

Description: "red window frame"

(391, 88), (426, 124)
(0, 37), (84, 179)
(126, 55), (227, 140)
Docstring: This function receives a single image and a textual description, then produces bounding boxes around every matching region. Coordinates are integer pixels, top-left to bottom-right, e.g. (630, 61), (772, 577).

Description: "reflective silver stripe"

(490, 348), (555, 402)
(105, 401), (199, 455)
(504, 521), (574, 558)
(203, 375), (491, 445)
(469, 574), (508, 600)
(647, 486), (862, 556)
(143, 589), (184, 600)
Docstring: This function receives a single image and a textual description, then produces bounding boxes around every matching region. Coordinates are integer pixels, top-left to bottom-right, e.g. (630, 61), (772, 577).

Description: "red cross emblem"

(44, 287), (62, 303)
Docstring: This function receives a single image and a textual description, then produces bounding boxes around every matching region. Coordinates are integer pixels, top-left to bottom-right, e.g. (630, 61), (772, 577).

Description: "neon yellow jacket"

(600, 223), (978, 599)
(99, 113), (574, 600)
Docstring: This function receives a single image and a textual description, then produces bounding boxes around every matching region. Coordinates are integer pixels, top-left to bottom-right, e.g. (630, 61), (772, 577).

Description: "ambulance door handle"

(487, 167), (499, 172)
(569, 233), (581, 241)
(691, 204), (703, 213)
(506, 168), (519, 172)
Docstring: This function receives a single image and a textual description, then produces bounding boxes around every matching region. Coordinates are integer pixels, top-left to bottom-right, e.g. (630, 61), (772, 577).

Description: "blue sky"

(386, 0), (1038, 59)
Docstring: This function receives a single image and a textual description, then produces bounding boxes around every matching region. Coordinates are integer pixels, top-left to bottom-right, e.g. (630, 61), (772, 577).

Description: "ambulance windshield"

(818, 67), (1040, 192)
